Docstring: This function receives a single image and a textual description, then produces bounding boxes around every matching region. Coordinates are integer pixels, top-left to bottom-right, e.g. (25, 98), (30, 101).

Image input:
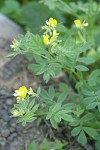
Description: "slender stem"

(78, 31), (86, 43)
(35, 112), (48, 116)
(63, 65), (78, 83)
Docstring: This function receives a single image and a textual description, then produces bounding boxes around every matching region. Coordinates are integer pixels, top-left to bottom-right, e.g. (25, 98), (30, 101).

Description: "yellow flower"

(82, 20), (88, 27)
(50, 30), (59, 44)
(12, 108), (25, 117)
(43, 34), (50, 45)
(53, 30), (59, 37)
(74, 20), (81, 27)
(14, 86), (28, 99)
(10, 39), (19, 49)
(16, 97), (21, 103)
(74, 19), (88, 28)
(12, 110), (19, 117)
(46, 18), (57, 27)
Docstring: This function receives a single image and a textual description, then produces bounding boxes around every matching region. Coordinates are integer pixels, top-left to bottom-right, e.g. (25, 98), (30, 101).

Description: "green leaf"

(28, 63), (46, 75)
(78, 57), (95, 65)
(27, 141), (37, 150)
(62, 36), (74, 50)
(61, 114), (74, 122)
(40, 0), (58, 10)
(32, 104), (39, 113)
(62, 103), (76, 110)
(40, 89), (50, 99)
(80, 113), (94, 123)
(16, 117), (24, 123)
(22, 112), (35, 121)
(43, 71), (50, 83)
(95, 90), (100, 96)
(78, 130), (87, 145)
(58, 110), (72, 116)
(28, 99), (35, 110)
(98, 103), (100, 111)
(49, 86), (55, 99)
(27, 117), (36, 122)
(57, 92), (67, 103)
(21, 97), (29, 109)
(22, 121), (26, 126)
(82, 90), (94, 96)
(7, 51), (19, 57)
(70, 120), (79, 127)
(50, 117), (57, 129)
(1, 0), (21, 16)
(75, 65), (89, 71)
(88, 69), (100, 86)
(95, 140), (100, 150)
(83, 127), (99, 140)
(40, 138), (50, 150)
(23, 33), (44, 54)
(54, 139), (63, 149)
(46, 113), (53, 120)
(51, 103), (61, 113)
(86, 102), (97, 109)
(54, 114), (61, 123)
(74, 105), (84, 117)
(83, 97), (95, 105)
(76, 42), (92, 53)
(59, 83), (69, 92)
(20, 2), (51, 33)
(71, 126), (81, 136)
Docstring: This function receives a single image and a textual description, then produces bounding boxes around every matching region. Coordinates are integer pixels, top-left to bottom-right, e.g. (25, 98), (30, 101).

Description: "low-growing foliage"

(8, 0), (100, 149)
(27, 138), (65, 150)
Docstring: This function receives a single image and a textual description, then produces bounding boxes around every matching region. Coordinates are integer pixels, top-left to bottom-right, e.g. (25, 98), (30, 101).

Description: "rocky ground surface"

(0, 14), (95, 150)
(0, 13), (44, 150)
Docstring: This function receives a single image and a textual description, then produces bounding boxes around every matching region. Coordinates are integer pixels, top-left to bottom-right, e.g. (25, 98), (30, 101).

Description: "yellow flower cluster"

(14, 86), (28, 103)
(10, 39), (19, 49)
(43, 30), (59, 45)
(12, 86), (37, 117)
(74, 19), (88, 28)
(14, 86), (28, 99)
(12, 109), (25, 117)
(42, 17), (60, 45)
(13, 86), (37, 103)
(46, 18), (57, 27)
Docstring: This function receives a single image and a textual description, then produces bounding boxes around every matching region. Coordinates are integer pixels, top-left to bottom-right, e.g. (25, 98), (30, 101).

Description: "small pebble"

(0, 109), (10, 122)
(1, 129), (10, 138)
(6, 99), (13, 105)
(10, 127), (15, 132)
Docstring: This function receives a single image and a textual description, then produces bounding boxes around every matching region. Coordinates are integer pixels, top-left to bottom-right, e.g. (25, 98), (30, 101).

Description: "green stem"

(63, 65), (78, 83)
(76, 71), (84, 81)
(78, 31), (86, 43)
(35, 112), (48, 116)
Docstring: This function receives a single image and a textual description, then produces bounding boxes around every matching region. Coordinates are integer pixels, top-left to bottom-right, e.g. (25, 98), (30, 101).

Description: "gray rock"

(0, 14), (23, 49)
(0, 14), (25, 90)
(0, 109), (10, 122)
(8, 133), (17, 141)
(9, 127), (15, 133)
(6, 99), (13, 105)
(1, 129), (10, 138)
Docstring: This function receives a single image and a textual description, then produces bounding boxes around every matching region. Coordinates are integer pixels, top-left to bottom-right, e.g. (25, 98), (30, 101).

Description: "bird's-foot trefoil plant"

(10, 18), (100, 147)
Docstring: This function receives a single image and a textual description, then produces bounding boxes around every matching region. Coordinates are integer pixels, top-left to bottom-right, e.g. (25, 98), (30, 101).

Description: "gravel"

(0, 91), (43, 150)
(1, 129), (10, 138)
